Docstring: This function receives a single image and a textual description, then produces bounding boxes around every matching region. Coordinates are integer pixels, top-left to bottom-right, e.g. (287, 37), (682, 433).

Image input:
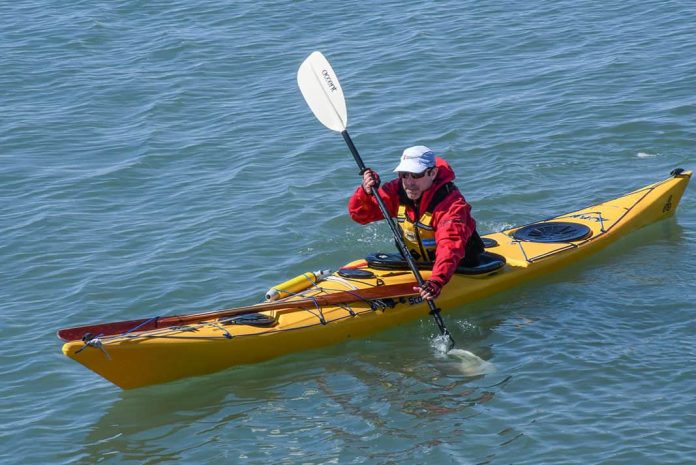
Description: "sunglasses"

(398, 168), (433, 180)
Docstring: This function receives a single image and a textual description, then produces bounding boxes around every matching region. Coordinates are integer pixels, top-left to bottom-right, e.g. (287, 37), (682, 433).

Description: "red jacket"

(348, 157), (477, 287)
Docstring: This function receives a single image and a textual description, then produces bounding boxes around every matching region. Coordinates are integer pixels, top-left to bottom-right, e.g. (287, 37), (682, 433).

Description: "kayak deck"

(60, 170), (691, 389)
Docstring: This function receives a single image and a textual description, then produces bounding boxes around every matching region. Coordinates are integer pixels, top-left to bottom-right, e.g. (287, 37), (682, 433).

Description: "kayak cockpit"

(365, 251), (507, 276)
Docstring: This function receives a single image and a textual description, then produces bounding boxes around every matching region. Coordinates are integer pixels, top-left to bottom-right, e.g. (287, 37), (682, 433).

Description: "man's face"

(399, 167), (438, 200)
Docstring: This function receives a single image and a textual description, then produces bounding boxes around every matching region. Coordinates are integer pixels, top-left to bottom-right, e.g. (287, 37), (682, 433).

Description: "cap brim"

(393, 160), (430, 173)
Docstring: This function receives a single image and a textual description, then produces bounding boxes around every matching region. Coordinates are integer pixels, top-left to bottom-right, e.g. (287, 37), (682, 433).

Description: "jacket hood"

(432, 157), (455, 186)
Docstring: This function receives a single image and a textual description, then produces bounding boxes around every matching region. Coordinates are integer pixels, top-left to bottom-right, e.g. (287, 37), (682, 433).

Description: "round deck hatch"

(512, 221), (592, 243)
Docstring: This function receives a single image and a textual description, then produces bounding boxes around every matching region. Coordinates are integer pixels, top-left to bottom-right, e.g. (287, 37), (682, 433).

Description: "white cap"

(393, 145), (436, 173)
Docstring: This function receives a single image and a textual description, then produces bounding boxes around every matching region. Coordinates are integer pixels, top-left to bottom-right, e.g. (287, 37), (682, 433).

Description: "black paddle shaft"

(341, 130), (454, 346)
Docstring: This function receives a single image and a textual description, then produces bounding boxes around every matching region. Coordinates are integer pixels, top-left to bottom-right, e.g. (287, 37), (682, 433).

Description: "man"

(348, 145), (484, 301)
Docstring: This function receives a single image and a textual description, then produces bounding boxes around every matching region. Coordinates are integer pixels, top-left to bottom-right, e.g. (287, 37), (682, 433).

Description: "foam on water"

(447, 349), (498, 376)
(431, 335), (497, 376)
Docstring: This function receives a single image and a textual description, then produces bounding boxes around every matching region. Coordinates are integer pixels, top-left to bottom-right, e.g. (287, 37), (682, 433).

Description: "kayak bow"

(60, 169), (691, 389)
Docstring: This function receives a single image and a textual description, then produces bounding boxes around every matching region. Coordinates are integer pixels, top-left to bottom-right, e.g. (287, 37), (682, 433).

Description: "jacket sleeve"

(347, 179), (401, 224)
(429, 195), (476, 287)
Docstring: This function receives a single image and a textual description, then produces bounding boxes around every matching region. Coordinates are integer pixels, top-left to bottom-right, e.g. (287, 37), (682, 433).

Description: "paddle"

(57, 281), (418, 342)
(297, 51), (455, 350)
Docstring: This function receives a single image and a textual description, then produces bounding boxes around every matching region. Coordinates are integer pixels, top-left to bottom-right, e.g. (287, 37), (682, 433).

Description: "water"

(2, 1), (695, 463)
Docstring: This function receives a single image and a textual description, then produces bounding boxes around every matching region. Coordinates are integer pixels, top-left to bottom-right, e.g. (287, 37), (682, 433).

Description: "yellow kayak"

(60, 169), (691, 389)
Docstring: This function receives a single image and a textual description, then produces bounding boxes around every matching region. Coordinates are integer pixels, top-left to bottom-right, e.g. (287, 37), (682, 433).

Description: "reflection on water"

(72, 314), (519, 464)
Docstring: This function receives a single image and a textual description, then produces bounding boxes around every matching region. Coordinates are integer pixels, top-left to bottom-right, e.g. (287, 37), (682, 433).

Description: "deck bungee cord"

(72, 275), (417, 352)
(503, 181), (659, 264)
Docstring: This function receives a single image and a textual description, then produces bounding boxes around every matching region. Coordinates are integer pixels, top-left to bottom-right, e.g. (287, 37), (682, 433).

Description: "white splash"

(431, 334), (454, 355)
(636, 152), (657, 158)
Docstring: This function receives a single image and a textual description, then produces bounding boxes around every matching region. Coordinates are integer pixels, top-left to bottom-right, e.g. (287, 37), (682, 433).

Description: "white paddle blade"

(297, 51), (348, 132)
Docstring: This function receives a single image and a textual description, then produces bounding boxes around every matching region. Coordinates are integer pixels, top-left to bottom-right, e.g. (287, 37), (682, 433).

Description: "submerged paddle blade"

(297, 51), (348, 132)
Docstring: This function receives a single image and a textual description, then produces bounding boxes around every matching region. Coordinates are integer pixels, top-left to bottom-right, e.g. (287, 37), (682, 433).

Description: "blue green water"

(2, 1), (695, 463)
